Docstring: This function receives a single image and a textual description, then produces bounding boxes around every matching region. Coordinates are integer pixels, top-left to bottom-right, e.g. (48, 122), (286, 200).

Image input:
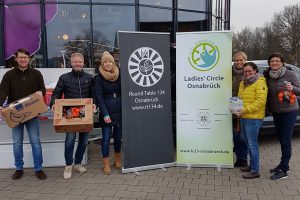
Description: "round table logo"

(128, 47), (164, 87)
(188, 41), (220, 71)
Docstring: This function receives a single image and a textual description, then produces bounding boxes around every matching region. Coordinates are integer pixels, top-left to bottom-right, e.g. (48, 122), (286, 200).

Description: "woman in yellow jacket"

(236, 62), (268, 179)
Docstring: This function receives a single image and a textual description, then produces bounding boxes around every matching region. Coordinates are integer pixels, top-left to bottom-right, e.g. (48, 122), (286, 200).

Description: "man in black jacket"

(0, 48), (47, 180)
(50, 52), (94, 179)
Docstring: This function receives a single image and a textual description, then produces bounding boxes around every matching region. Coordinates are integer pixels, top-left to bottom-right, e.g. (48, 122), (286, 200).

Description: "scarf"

(99, 64), (119, 82)
(232, 64), (243, 75)
(269, 66), (287, 79)
(242, 73), (262, 87)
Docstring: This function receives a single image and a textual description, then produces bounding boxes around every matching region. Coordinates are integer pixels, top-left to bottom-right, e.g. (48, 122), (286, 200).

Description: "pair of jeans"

(65, 132), (89, 166)
(101, 124), (122, 158)
(233, 130), (248, 160)
(273, 111), (297, 172)
(12, 117), (43, 171)
(240, 118), (263, 173)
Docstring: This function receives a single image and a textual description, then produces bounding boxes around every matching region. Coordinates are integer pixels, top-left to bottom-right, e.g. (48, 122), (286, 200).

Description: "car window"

(286, 65), (300, 82)
(256, 64), (268, 75)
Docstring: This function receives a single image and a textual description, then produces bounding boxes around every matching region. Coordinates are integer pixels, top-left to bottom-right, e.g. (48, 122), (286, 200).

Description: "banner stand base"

(176, 163), (234, 170)
(122, 162), (176, 174)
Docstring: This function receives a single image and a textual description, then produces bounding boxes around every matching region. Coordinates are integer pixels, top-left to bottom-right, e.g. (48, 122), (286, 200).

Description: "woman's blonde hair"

(233, 51), (247, 61)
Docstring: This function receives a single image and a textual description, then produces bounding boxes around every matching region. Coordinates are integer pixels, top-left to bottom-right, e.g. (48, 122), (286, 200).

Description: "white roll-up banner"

(176, 31), (233, 167)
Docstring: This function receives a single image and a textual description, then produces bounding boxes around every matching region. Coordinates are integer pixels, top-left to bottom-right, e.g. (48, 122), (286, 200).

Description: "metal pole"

(89, 0), (93, 68)
(0, 0), (5, 65)
(206, 0), (212, 31)
(135, 0), (140, 31)
(60, 50), (66, 68)
(40, 0), (48, 68)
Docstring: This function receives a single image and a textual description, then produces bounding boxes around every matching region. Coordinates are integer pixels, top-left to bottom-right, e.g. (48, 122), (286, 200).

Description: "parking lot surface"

(1, 132), (300, 200)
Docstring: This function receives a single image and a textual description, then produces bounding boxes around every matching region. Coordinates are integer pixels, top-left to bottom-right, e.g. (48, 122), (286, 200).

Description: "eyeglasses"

(270, 60), (282, 63)
(244, 70), (255, 74)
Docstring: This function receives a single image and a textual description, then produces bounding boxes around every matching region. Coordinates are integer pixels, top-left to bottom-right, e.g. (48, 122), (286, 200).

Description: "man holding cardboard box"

(50, 52), (94, 180)
(0, 48), (47, 180)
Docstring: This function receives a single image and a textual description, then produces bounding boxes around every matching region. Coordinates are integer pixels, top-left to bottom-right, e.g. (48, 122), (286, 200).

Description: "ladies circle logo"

(128, 47), (164, 87)
(188, 41), (220, 71)
(196, 111), (211, 126)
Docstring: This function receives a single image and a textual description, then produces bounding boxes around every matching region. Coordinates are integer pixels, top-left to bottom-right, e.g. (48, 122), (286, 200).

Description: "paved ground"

(1, 131), (300, 200)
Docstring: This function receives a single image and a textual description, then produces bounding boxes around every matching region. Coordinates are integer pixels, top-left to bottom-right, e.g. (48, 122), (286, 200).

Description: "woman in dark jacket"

(94, 51), (121, 175)
(264, 53), (300, 180)
(232, 51), (248, 167)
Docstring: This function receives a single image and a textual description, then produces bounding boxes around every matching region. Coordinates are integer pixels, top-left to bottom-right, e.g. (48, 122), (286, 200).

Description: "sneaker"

(74, 164), (87, 173)
(270, 170), (288, 180)
(243, 172), (260, 179)
(35, 170), (47, 180)
(63, 165), (73, 179)
(270, 166), (289, 173)
(240, 166), (251, 172)
(12, 170), (23, 180)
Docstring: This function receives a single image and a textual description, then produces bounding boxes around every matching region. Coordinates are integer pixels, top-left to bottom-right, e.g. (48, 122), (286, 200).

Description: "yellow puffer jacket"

(238, 76), (268, 119)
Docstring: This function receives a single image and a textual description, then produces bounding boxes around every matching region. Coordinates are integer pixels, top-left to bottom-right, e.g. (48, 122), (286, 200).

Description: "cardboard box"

(53, 98), (94, 133)
(1, 93), (48, 128)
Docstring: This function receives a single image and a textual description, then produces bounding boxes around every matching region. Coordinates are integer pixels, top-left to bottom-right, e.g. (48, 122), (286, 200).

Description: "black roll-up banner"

(119, 31), (174, 172)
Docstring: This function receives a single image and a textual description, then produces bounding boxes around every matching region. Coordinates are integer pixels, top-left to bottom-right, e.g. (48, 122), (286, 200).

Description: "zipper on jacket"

(78, 74), (82, 98)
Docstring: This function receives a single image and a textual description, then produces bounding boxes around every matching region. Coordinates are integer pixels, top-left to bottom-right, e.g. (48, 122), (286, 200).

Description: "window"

(92, 5), (135, 67)
(92, 0), (135, 3)
(46, 4), (91, 68)
(178, 0), (206, 11)
(139, 0), (172, 7)
(3, 3), (43, 68)
(139, 7), (172, 32)
(178, 11), (208, 32)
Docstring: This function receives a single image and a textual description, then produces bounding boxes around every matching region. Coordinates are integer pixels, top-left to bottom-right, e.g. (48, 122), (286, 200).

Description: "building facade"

(0, 0), (230, 68)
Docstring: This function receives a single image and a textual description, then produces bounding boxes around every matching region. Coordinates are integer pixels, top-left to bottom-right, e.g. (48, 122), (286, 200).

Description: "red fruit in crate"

(290, 99), (295, 104)
(291, 93), (296, 100)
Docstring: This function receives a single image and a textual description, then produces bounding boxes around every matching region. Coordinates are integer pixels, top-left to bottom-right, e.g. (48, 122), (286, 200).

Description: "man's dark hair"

(15, 48), (30, 57)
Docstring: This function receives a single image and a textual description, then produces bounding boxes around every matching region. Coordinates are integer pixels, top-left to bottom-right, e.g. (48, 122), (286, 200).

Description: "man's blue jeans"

(273, 111), (297, 172)
(233, 130), (248, 160)
(12, 117), (43, 171)
(240, 118), (263, 173)
(65, 132), (89, 166)
(101, 124), (122, 158)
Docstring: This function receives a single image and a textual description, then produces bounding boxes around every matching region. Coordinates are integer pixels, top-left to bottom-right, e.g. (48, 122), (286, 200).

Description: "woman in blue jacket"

(94, 51), (122, 175)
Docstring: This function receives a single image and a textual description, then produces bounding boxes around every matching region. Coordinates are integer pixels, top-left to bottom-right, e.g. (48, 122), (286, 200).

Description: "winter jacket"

(265, 68), (300, 113)
(50, 69), (94, 107)
(238, 76), (268, 119)
(0, 67), (46, 105)
(94, 73), (121, 127)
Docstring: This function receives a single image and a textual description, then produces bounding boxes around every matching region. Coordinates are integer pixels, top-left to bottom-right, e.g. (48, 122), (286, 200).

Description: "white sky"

(231, 0), (297, 31)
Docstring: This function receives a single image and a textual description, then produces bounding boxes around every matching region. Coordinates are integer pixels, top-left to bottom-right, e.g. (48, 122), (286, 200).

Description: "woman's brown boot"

(102, 157), (111, 175)
(114, 152), (122, 168)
